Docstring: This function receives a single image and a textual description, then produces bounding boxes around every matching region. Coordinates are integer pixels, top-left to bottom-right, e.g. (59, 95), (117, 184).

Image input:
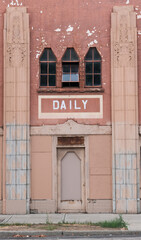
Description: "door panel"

(61, 152), (81, 201)
(57, 148), (85, 212)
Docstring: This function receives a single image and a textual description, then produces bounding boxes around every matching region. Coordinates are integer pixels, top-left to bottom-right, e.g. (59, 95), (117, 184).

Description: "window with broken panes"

(62, 48), (79, 87)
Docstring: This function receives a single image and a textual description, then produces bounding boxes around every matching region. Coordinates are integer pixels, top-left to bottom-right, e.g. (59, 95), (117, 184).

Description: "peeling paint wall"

(0, 0), (141, 126)
(0, 0), (141, 214)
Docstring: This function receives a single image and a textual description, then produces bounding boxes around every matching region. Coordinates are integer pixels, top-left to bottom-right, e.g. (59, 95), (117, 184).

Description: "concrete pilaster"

(111, 6), (140, 213)
(3, 7), (30, 214)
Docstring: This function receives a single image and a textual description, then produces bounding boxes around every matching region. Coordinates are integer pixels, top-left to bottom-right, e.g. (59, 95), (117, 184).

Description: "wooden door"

(57, 148), (85, 212)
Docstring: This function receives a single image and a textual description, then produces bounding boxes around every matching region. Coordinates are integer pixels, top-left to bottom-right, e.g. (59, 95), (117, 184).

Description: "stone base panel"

(30, 200), (56, 214)
(30, 199), (112, 214)
(0, 201), (3, 214)
(87, 200), (112, 213)
(6, 200), (27, 214)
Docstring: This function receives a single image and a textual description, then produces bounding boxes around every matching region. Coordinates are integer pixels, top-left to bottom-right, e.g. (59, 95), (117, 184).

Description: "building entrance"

(57, 148), (85, 212)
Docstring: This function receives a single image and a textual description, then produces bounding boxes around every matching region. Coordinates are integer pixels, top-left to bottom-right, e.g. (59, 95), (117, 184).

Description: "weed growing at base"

(57, 215), (128, 229)
(89, 215), (128, 229)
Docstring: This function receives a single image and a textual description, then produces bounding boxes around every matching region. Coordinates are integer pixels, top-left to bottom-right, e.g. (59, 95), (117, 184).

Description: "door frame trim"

(52, 135), (89, 213)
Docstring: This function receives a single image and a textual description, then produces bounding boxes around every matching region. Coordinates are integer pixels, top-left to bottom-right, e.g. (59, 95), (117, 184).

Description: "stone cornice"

(30, 120), (112, 135)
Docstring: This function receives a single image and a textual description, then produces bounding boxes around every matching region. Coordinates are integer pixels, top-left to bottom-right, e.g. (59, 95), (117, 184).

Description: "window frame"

(62, 48), (79, 88)
(85, 47), (102, 87)
(39, 48), (56, 88)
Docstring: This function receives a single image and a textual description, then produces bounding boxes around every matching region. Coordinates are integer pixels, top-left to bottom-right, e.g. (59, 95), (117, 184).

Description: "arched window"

(62, 48), (79, 87)
(40, 48), (56, 87)
(85, 47), (101, 87)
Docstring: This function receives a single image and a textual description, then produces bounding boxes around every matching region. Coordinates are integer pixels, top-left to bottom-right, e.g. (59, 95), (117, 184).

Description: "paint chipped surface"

(36, 50), (41, 59)
(55, 28), (61, 32)
(137, 15), (141, 19)
(9, 0), (22, 6)
(41, 36), (46, 43)
(86, 27), (96, 37)
(60, 35), (66, 42)
(66, 25), (74, 32)
(88, 40), (98, 47)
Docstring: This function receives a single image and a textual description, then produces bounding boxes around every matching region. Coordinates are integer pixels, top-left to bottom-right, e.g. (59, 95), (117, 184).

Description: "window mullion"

(70, 49), (71, 61)
(47, 62), (49, 86)
(92, 48), (94, 61)
(92, 62), (94, 86)
(70, 64), (71, 82)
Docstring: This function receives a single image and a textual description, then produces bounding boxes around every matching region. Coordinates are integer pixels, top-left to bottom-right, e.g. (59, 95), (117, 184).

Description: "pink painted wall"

(31, 136), (52, 199)
(0, 1), (141, 126)
(89, 135), (112, 199)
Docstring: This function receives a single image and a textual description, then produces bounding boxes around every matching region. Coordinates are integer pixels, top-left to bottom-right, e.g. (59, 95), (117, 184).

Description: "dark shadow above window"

(40, 48), (56, 87)
(85, 47), (101, 87)
(62, 48), (79, 87)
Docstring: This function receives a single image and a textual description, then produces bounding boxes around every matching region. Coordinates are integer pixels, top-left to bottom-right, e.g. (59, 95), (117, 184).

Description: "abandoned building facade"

(0, 0), (141, 214)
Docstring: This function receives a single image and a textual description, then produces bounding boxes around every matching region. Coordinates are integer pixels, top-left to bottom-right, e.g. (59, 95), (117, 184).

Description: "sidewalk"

(0, 213), (141, 231)
(0, 213), (141, 238)
(0, 213), (141, 230)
